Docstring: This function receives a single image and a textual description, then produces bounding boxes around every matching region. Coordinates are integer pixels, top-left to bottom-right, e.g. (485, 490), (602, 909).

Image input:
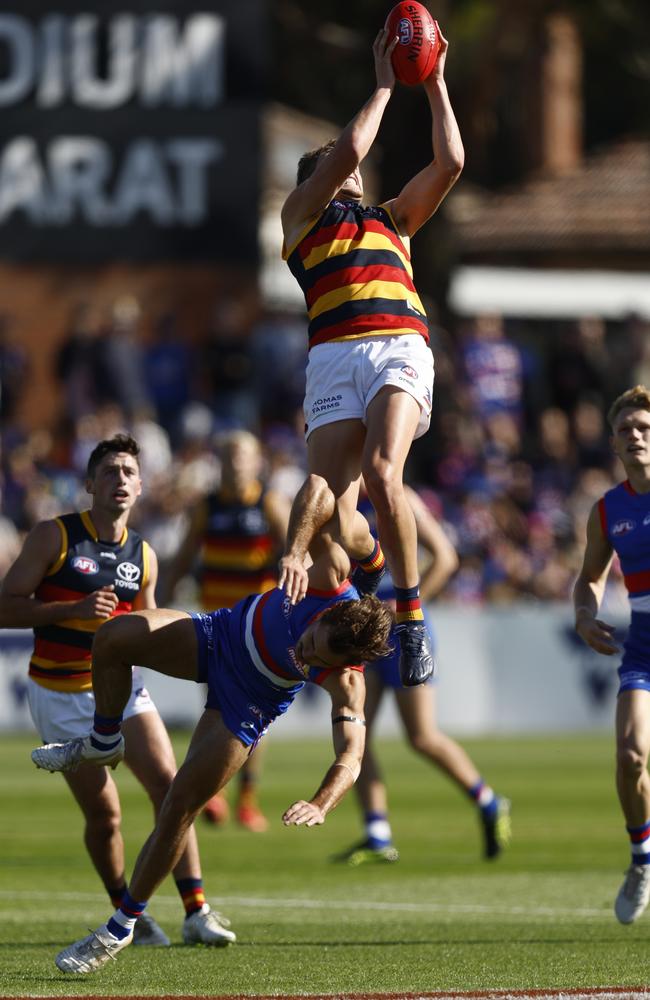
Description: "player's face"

(86, 452), (142, 513)
(294, 621), (350, 671)
(612, 407), (650, 470)
(222, 440), (261, 492)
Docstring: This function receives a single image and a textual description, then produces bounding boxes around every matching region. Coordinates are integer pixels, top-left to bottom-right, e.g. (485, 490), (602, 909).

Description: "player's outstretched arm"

(282, 667), (365, 827)
(573, 503), (618, 655)
(281, 29), (397, 240)
(388, 28), (464, 237)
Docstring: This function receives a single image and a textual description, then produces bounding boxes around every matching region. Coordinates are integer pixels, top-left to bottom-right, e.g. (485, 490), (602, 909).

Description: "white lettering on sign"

(0, 136), (222, 225)
(0, 13), (225, 109)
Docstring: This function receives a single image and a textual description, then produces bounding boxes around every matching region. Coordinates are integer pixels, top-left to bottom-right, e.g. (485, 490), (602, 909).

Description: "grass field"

(2, 729), (649, 997)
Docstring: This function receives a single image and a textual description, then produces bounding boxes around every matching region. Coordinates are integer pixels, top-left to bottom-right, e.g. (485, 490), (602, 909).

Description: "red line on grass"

(11, 989), (650, 1000)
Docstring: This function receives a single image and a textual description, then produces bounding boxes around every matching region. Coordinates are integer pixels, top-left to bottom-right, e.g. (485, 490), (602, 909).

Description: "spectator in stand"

(460, 313), (524, 424)
(201, 297), (258, 431)
(548, 316), (610, 413)
(143, 312), (194, 446)
(0, 312), (28, 425)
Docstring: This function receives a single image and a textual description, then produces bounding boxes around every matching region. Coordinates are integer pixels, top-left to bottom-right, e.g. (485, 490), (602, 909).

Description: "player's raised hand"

(576, 614), (619, 655)
(282, 799), (326, 827)
(373, 27), (397, 91)
(75, 585), (119, 620)
(278, 554), (309, 605)
(429, 23), (448, 82)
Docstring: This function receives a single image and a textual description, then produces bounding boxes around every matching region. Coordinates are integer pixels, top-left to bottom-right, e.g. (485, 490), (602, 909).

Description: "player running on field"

(574, 385), (650, 925)
(165, 430), (290, 831)
(280, 25), (464, 688)
(32, 473), (393, 974)
(0, 434), (232, 948)
(334, 483), (511, 865)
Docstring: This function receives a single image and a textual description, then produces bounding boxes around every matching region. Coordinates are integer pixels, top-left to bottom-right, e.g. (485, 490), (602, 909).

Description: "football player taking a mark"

(31, 473), (393, 974)
(0, 434), (233, 949)
(280, 25), (463, 687)
(574, 386), (650, 925)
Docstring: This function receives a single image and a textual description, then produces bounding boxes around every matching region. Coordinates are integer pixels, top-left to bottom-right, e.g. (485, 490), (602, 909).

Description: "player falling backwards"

(31, 474), (393, 974)
(574, 385), (650, 925)
(280, 24), (463, 688)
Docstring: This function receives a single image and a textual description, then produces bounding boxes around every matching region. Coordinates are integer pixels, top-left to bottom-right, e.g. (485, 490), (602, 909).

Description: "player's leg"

(64, 767), (126, 902)
(306, 419), (366, 554)
(32, 610), (199, 773)
(614, 689), (650, 923)
(394, 682), (511, 858)
(65, 761), (171, 948)
(55, 708), (246, 973)
(362, 387), (433, 686)
(236, 745), (269, 832)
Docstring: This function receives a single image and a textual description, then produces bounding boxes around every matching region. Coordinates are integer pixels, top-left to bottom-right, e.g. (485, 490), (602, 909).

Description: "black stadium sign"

(0, 0), (268, 262)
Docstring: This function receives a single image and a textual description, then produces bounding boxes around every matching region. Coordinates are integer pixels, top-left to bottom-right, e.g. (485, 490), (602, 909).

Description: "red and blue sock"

(90, 712), (123, 753)
(469, 779), (497, 819)
(107, 890), (147, 940)
(394, 585), (424, 626)
(176, 877), (207, 917)
(628, 820), (650, 865)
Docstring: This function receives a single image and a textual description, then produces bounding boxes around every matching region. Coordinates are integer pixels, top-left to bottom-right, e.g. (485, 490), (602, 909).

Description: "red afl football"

(385, 1), (440, 86)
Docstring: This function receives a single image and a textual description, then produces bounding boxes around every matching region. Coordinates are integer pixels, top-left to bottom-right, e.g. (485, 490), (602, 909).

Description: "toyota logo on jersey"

(72, 555), (99, 575)
(116, 561), (141, 582)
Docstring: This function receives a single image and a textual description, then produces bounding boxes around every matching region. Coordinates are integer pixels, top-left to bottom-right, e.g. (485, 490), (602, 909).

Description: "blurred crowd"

(2, 293), (649, 607)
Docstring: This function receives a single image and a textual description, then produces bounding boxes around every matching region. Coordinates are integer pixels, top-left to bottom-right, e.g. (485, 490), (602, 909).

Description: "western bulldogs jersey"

(30, 511), (150, 692)
(198, 581), (362, 720)
(599, 481), (650, 610)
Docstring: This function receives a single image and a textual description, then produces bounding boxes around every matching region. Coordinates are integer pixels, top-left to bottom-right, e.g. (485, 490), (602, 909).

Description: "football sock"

(107, 890), (147, 940)
(90, 712), (123, 753)
(365, 811), (393, 850)
(394, 585), (424, 625)
(627, 820), (650, 865)
(176, 877), (207, 917)
(357, 541), (386, 578)
(107, 883), (127, 910)
(469, 779), (498, 819)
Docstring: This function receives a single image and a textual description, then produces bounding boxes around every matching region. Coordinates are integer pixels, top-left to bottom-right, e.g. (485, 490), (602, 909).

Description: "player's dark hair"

(320, 595), (394, 664)
(296, 140), (337, 185)
(86, 434), (140, 478)
(608, 385), (650, 429)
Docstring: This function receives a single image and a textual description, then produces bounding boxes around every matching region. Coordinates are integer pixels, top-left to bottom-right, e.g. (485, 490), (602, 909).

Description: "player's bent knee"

(617, 744), (648, 777)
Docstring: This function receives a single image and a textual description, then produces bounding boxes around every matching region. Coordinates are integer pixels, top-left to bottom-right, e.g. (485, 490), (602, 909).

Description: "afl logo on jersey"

(400, 365), (419, 380)
(116, 562), (141, 583)
(612, 519), (636, 536)
(72, 555), (99, 575)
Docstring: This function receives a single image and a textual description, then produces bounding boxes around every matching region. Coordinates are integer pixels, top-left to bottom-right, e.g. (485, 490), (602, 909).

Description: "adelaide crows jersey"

(29, 511), (150, 692)
(283, 200), (429, 349)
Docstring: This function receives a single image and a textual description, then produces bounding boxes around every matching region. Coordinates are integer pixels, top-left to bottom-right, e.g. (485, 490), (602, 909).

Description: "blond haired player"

(575, 386), (650, 924)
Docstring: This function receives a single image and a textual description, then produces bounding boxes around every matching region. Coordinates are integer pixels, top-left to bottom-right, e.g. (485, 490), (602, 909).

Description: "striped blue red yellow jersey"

(29, 511), (150, 692)
(599, 481), (650, 609)
(283, 200), (429, 349)
(198, 484), (277, 610)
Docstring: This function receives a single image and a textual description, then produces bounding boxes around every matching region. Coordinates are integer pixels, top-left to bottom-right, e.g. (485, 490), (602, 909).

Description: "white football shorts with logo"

(27, 667), (156, 744)
(304, 334), (434, 440)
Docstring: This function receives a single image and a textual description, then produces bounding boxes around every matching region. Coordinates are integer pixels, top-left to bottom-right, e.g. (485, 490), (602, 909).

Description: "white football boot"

(55, 925), (132, 973)
(32, 733), (125, 773)
(182, 904), (236, 946)
(132, 912), (171, 947)
(615, 863), (650, 924)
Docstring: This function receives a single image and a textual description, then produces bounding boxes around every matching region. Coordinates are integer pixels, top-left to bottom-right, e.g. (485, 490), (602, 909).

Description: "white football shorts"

(27, 667), (156, 744)
(304, 334), (434, 440)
